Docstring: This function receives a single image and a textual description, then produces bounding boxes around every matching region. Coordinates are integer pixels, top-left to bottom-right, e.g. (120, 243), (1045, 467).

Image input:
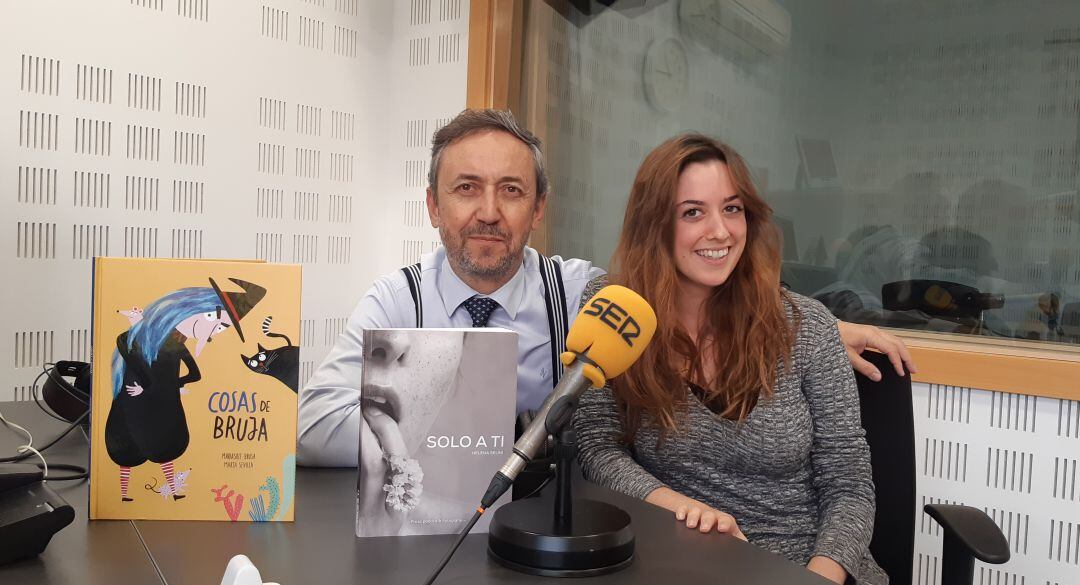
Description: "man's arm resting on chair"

(837, 321), (917, 381)
(297, 280), (399, 467)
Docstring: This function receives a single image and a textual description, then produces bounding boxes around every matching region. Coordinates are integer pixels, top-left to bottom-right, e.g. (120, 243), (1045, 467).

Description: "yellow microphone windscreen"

(566, 285), (657, 379)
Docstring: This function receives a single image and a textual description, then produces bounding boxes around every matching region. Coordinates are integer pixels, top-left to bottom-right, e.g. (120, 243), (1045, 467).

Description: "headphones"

(41, 361), (92, 425)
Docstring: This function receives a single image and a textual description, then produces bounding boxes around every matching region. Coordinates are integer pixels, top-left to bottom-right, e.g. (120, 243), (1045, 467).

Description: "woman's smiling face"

(672, 160), (748, 303)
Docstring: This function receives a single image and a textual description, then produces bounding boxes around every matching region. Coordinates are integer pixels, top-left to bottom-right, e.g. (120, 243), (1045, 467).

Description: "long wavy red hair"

(610, 134), (797, 441)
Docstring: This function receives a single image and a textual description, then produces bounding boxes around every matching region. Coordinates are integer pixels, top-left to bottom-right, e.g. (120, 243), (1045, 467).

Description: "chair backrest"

(855, 350), (916, 585)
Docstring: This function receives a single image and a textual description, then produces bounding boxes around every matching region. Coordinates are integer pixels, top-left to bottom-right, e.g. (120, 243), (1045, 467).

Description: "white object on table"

(220, 554), (280, 585)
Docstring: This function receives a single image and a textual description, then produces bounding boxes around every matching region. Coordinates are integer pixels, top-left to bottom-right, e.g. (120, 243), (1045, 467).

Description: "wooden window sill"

(895, 330), (1080, 401)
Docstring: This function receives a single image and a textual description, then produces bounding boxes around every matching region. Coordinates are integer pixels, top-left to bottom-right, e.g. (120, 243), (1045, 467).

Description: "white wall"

(1, 0), (466, 394)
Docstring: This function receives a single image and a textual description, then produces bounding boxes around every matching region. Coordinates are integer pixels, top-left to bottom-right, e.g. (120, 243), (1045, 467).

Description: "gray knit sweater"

(574, 277), (887, 584)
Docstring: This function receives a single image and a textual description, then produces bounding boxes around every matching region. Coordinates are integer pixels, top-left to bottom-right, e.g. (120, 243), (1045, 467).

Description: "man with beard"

(297, 109), (915, 468)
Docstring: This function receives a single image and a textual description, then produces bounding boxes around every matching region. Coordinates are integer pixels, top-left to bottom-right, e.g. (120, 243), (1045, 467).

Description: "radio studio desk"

(0, 401), (830, 584)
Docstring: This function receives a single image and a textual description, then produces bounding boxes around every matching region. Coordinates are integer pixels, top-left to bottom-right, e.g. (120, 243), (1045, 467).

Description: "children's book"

(355, 328), (517, 537)
(88, 257), (301, 521)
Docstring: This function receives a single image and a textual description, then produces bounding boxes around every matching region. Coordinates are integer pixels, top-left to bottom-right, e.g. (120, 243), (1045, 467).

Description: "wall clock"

(643, 37), (689, 112)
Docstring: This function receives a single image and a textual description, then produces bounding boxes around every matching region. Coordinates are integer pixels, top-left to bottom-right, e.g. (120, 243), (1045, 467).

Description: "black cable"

(33, 393), (70, 423)
(518, 474), (553, 501)
(422, 472), (514, 584)
(48, 421), (88, 455)
(0, 371), (91, 480)
(33, 410), (87, 453)
(422, 508), (484, 585)
(32, 362), (91, 424)
(41, 462), (88, 482)
(30, 368), (71, 423)
(0, 410), (87, 463)
(42, 362), (90, 405)
(0, 429), (90, 480)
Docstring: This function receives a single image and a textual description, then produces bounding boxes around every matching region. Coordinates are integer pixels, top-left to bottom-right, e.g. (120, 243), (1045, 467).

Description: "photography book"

(356, 328), (517, 537)
(88, 257), (301, 521)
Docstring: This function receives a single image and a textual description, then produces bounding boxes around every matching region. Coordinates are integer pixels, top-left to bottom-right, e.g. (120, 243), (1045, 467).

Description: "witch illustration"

(105, 278), (265, 502)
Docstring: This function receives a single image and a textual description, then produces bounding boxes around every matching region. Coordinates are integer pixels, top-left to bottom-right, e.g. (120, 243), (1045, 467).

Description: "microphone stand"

(552, 427), (574, 536)
(487, 398), (635, 577)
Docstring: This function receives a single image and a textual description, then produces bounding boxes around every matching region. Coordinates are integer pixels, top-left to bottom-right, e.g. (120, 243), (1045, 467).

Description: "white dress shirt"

(297, 245), (604, 466)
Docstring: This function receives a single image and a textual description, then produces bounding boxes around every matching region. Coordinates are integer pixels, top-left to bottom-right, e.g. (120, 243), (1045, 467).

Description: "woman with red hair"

(574, 134), (886, 584)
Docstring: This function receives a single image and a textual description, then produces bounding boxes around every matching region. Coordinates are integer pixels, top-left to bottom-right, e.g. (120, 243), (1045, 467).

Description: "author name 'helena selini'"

(426, 435), (506, 449)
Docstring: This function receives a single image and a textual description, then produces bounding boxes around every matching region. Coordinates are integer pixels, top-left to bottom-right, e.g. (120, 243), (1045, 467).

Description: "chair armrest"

(924, 504), (1010, 564)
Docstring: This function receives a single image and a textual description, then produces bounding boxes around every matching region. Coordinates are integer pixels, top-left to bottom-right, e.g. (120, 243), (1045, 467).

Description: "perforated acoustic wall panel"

(389, 0), (463, 266)
(1, 0), (466, 401)
(913, 382), (1080, 585)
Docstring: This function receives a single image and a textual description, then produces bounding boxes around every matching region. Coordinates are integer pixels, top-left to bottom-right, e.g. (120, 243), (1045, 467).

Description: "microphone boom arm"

(482, 354), (605, 509)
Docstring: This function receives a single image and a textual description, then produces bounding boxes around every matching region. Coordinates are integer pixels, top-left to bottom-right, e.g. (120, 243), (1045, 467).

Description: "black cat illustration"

(242, 316), (299, 392)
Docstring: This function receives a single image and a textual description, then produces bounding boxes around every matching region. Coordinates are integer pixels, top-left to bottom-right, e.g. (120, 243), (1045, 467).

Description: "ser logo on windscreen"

(583, 297), (641, 347)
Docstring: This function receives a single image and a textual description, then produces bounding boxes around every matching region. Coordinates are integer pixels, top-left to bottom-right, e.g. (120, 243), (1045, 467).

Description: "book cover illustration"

(89, 257), (301, 521)
(356, 328), (517, 537)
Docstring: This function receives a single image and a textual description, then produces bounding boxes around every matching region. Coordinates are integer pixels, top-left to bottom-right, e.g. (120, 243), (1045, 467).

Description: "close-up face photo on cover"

(360, 329), (466, 454)
(357, 328), (515, 538)
(1, 1), (1076, 584)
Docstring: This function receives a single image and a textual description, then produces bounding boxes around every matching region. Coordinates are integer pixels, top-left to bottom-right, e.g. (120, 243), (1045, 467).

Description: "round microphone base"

(487, 497), (634, 578)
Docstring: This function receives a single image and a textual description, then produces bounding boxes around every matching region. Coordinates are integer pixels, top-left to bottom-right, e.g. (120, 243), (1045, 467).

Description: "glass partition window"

(521, 0), (1080, 347)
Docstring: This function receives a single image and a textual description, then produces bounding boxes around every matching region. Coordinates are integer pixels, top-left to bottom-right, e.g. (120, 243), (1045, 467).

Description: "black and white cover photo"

(356, 328), (517, 537)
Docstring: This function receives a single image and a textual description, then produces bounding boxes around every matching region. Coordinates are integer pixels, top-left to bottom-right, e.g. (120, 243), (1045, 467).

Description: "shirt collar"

(436, 248), (529, 320)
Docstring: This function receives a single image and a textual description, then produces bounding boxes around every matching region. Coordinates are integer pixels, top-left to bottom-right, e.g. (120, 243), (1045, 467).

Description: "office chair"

(854, 350), (1010, 585)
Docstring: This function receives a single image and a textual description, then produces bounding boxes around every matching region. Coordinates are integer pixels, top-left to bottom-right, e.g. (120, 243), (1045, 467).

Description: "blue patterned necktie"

(463, 296), (499, 328)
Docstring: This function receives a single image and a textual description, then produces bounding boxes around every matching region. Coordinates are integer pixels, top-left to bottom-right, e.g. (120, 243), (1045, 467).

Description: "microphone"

(421, 286), (657, 584)
(478, 285), (657, 509)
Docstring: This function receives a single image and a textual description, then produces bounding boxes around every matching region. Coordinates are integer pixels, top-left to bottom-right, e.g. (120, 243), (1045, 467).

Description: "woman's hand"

(357, 416), (389, 512)
(645, 486), (747, 540)
(357, 406), (413, 534)
(674, 503), (747, 539)
(125, 382), (144, 397)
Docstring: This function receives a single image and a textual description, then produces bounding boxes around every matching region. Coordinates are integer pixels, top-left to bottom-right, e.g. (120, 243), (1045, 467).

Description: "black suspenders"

(537, 255), (568, 386)
(401, 262), (423, 327)
(400, 255), (570, 387)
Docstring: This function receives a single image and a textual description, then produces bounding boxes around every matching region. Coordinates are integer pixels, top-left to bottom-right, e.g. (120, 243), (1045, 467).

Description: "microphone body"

(494, 356), (593, 486)
(479, 284), (657, 509)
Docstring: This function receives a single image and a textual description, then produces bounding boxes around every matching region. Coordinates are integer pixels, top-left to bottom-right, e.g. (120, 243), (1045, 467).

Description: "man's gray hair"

(427, 109), (548, 198)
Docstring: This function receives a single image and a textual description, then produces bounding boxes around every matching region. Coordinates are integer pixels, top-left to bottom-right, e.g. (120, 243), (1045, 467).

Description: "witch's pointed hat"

(208, 277), (266, 342)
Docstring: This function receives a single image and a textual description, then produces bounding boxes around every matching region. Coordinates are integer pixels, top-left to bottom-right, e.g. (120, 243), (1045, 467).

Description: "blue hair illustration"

(111, 287), (222, 398)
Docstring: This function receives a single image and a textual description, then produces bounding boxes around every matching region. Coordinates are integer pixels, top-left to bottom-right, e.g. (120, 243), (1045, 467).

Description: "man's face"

(427, 130), (546, 289)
